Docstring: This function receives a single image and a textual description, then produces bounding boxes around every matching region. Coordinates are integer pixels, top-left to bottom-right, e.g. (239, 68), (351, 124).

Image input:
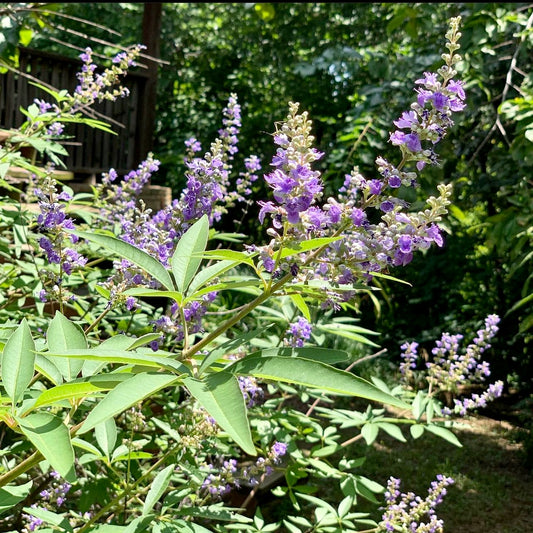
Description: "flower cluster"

(238, 375), (265, 407)
(200, 441), (288, 499)
(399, 315), (504, 416)
(389, 17), (465, 171)
(23, 471), (71, 532)
(73, 45), (145, 110)
(33, 174), (87, 301)
(285, 316), (313, 347)
(379, 475), (454, 533)
(254, 20), (464, 304)
(151, 292), (218, 347)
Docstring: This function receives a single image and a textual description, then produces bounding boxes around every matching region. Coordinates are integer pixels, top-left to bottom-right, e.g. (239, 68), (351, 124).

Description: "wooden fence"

(0, 47), (150, 176)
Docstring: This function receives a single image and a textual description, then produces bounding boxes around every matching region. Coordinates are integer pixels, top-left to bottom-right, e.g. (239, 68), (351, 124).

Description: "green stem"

(76, 444), (180, 533)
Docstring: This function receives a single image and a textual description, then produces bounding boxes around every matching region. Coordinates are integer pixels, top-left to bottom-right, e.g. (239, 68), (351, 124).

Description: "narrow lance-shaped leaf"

(47, 312), (87, 381)
(0, 481), (32, 515)
(79, 373), (179, 434)
(1, 318), (35, 405)
(171, 214), (209, 293)
(70, 230), (175, 290)
(184, 372), (256, 456)
(142, 464), (175, 516)
(229, 355), (408, 409)
(17, 412), (76, 481)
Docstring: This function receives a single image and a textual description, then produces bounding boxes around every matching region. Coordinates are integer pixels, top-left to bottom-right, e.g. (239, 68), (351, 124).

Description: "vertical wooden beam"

(135, 2), (162, 166)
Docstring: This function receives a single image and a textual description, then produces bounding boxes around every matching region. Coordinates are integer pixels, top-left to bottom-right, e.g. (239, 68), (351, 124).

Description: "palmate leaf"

(184, 372), (256, 455)
(228, 355), (408, 409)
(171, 214), (209, 293)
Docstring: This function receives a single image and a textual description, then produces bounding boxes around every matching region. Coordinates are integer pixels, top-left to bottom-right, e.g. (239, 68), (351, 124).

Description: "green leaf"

(316, 323), (380, 347)
(0, 481), (32, 515)
(142, 464), (175, 515)
(18, 412), (75, 481)
(426, 424), (463, 447)
(171, 215), (209, 293)
(279, 236), (342, 259)
(31, 376), (132, 410)
(410, 424), (425, 439)
(22, 505), (73, 532)
(124, 287), (184, 305)
(123, 514), (156, 533)
(377, 422), (406, 442)
(361, 423), (379, 445)
(229, 355), (408, 409)
(184, 372), (256, 455)
(196, 249), (255, 267)
(47, 312), (87, 380)
(45, 349), (187, 374)
(34, 353), (62, 386)
(1, 318), (35, 404)
(259, 347), (349, 365)
(70, 230), (175, 290)
(79, 373), (179, 434)
(288, 293), (311, 321)
(187, 259), (238, 295)
(95, 418), (117, 458)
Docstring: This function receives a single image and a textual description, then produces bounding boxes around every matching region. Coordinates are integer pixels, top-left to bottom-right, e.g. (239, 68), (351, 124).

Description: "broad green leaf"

(410, 424), (425, 439)
(31, 376), (132, 410)
(0, 481), (32, 515)
(47, 312), (87, 380)
(82, 335), (131, 377)
(34, 353), (62, 386)
(142, 464), (175, 515)
(279, 236), (342, 259)
(184, 372), (256, 455)
(1, 318), (35, 404)
(187, 259), (238, 295)
(79, 373), (179, 434)
(18, 412), (75, 481)
(426, 424), (463, 447)
(229, 355), (408, 409)
(171, 215), (209, 293)
(95, 418), (117, 458)
(377, 422), (406, 442)
(70, 230), (175, 290)
(361, 423), (379, 445)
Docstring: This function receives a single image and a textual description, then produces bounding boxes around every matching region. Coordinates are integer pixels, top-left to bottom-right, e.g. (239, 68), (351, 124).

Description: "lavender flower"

(33, 175), (87, 300)
(286, 317), (313, 347)
(379, 475), (454, 532)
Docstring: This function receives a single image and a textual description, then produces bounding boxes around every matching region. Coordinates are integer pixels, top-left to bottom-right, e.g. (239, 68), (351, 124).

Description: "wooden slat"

(0, 47), (149, 176)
